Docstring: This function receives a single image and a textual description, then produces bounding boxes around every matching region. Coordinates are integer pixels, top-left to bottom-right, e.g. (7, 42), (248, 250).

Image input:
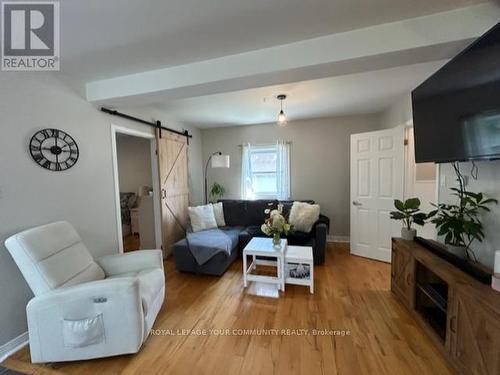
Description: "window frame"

(246, 144), (282, 199)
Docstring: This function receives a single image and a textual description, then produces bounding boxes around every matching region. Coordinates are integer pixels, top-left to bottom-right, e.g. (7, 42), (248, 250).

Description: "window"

(241, 142), (290, 200)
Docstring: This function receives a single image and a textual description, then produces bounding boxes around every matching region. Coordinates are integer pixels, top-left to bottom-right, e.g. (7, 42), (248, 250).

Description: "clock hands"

(41, 147), (70, 153)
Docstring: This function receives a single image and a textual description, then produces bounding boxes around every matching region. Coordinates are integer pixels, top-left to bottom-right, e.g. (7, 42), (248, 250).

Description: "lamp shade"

(211, 154), (230, 168)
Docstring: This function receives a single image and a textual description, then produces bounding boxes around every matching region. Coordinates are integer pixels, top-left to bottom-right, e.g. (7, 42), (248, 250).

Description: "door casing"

(110, 124), (162, 253)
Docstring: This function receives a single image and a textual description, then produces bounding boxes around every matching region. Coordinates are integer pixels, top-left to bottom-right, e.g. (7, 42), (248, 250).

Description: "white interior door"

(350, 126), (405, 262)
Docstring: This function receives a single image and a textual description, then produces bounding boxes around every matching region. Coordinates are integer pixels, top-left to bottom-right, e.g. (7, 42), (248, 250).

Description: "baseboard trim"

(0, 332), (28, 363)
(327, 236), (350, 243)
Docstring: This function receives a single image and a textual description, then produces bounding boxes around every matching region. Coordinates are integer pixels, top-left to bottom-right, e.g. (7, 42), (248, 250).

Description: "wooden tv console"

(391, 239), (500, 375)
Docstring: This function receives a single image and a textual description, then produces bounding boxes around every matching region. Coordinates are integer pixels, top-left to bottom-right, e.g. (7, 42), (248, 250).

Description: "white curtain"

(241, 143), (253, 199)
(276, 140), (290, 200)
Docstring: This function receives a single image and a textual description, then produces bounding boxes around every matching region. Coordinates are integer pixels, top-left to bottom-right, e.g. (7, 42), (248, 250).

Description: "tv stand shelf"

(416, 283), (447, 313)
(391, 239), (500, 375)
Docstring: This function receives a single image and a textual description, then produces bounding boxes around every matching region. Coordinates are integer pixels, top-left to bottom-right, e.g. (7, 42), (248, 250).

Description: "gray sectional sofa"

(172, 199), (330, 276)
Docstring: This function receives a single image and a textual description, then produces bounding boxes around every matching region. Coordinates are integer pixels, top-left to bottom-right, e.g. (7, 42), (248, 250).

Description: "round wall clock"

(29, 128), (79, 171)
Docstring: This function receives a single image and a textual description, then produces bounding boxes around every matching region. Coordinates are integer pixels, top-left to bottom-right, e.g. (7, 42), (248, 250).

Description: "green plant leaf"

(394, 199), (405, 211)
(427, 210), (438, 218)
(405, 198), (421, 210)
(481, 198), (498, 205)
(390, 212), (406, 220)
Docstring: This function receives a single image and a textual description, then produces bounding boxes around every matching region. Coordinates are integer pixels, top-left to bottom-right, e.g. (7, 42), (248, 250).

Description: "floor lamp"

(205, 152), (230, 204)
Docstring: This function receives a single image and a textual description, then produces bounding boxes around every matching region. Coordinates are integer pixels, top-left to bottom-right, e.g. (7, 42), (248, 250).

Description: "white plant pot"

(447, 245), (467, 259)
(401, 228), (417, 241)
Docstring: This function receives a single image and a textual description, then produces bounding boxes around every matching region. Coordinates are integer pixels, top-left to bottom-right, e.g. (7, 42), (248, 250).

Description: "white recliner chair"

(5, 221), (165, 363)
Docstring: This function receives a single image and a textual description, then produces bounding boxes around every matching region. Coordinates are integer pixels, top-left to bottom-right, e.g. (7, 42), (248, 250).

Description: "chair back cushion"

(5, 221), (105, 296)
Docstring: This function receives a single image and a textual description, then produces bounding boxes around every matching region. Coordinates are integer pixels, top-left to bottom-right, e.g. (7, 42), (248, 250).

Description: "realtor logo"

(1, 1), (60, 71)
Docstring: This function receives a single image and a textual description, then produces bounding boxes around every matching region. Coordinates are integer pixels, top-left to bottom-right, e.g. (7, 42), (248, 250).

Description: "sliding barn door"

(156, 131), (189, 257)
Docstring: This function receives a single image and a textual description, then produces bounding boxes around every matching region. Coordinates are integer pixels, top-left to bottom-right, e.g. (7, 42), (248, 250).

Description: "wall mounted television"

(412, 21), (500, 163)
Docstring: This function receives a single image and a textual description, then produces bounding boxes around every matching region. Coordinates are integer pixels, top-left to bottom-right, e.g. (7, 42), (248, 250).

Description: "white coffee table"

(243, 237), (287, 291)
(284, 246), (314, 294)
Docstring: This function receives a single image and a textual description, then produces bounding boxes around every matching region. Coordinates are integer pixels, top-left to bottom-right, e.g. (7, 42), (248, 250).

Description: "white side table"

(243, 237), (287, 291)
(284, 246), (314, 294)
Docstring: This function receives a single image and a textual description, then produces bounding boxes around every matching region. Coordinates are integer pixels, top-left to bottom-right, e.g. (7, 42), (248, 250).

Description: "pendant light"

(276, 94), (287, 126)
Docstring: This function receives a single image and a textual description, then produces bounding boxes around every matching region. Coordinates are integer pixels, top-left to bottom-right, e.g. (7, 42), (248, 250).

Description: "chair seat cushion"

(108, 268), (164, 316)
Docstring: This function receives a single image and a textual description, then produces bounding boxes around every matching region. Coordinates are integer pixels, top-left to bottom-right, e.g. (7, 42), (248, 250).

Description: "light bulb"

(277, 110), (287, 126)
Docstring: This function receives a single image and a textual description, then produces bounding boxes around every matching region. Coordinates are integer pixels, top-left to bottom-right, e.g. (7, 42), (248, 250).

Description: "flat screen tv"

(412, 21), (500, 163)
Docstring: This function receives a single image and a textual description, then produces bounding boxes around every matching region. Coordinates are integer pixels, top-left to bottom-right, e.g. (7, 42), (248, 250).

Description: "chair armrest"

(26, 278), (144, 363)
(97, 250), (163, 276)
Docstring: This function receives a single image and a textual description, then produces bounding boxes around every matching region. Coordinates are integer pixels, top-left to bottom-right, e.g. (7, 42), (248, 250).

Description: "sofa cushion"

(287, 231), (314, 246)
(245, 200), (278, 226)
(246, 225), (266, 237)
(239, 226), (313, 247)
(220, 200), (247, 226)
(219, 226), (245, 249)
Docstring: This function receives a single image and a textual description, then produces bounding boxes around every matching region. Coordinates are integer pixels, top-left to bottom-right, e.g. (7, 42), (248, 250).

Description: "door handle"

(352, 201), (362, 206)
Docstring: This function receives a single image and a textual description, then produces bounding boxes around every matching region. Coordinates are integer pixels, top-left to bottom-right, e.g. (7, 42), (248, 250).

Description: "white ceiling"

(156, 60), (447, 128)
(60, 0), (485, 82)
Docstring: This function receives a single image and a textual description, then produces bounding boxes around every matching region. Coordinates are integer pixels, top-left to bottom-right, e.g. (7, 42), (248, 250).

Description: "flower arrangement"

(261, 203), (292, 247)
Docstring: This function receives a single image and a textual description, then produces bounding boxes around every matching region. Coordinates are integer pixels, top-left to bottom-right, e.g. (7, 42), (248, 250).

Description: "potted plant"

(209, 182), (226, 202)
(428, 186), (497, 260)
(261, 204), (292, 247)
(390, 198), (427, 240)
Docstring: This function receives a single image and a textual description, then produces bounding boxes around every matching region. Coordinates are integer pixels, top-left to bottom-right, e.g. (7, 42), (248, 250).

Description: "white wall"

(116, 134), (153, 194)
(201, 114), (384, 238)
(380, 93), (413, 129)
(0, 72), (203, 347)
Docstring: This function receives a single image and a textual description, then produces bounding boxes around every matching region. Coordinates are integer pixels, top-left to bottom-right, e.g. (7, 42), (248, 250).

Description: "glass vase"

(272, 233), (281, 247)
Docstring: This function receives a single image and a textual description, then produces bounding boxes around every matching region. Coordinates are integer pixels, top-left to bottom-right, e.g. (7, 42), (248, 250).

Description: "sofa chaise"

(172, 199), (330, 276)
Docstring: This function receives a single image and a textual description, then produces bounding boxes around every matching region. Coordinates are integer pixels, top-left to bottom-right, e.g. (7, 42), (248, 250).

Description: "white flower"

(277, 203), (284, 214)
(269, 209), (280, 218)
(264, 209), (271, 214)
(261, 224), (271, 235)
(271, 214), (285, 231)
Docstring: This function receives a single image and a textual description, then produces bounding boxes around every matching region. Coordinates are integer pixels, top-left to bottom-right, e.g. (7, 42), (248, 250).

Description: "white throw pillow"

(188, 204), (218, 232)
(288, 201), (320, 233)
(212, 202), (226, 227)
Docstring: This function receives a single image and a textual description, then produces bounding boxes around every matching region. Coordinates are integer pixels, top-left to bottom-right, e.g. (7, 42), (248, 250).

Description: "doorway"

(111, 125), (162, 253)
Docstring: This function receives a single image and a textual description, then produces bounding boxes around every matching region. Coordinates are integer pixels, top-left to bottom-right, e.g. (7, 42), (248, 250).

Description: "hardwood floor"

(2, 243), (453, 375)
(123, 234), (140, 252)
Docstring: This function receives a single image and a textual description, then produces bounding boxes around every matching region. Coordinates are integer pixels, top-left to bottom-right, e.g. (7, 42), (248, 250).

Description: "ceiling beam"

(86, 3), (500, 106)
